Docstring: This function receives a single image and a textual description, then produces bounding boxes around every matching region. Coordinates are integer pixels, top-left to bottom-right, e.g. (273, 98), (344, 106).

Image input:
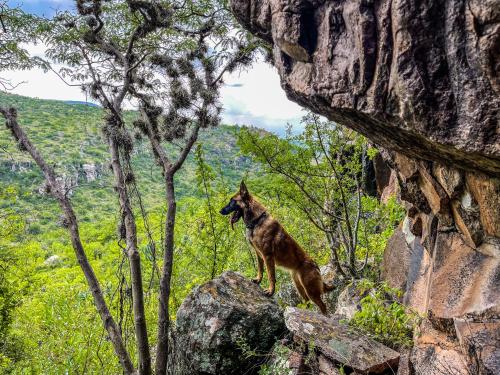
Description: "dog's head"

(220, 180), (250, 229)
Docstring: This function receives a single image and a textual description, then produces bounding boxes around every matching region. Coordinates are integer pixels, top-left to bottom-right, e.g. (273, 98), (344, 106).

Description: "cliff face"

(231, 0), (499, 174)
(230, 0), (500, 373)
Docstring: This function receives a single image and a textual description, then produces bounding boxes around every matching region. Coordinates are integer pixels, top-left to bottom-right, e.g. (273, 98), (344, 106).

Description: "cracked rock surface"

(230, 0), (500, 174)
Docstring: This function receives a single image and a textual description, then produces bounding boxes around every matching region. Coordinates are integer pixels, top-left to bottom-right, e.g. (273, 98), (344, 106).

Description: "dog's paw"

(263, 288), (275, 297)
(251, 278), (262, 284)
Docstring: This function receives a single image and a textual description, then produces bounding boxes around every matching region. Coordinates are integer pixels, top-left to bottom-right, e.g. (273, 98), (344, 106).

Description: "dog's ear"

(240, 180), (249, 201)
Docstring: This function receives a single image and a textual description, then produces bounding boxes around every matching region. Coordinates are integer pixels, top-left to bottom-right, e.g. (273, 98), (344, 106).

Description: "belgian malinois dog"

(220, 181), (333, 314)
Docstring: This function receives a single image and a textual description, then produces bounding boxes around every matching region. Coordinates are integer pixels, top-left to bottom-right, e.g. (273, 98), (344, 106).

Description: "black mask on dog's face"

(220, 181), (250, 229)
(220, 198), (243, 230)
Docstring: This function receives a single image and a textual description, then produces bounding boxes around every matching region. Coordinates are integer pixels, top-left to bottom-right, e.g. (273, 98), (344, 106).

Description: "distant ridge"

(64, 100), (100, 107)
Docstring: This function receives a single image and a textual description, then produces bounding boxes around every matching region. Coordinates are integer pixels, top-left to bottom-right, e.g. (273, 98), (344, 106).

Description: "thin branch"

(313, 119), (354, 252)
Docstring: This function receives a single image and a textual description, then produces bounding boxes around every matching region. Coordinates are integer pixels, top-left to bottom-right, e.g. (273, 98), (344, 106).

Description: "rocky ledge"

(230, 0), (499, 174)
(285, 307), (400, 374)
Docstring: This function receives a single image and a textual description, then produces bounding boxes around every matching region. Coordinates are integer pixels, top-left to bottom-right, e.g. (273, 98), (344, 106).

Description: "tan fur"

(228, 182), (332, 315)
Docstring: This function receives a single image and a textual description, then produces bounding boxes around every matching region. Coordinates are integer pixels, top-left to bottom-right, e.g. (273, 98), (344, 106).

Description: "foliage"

(35, 3), (264, 370)
(0, 91), (252, 231)
(257, 344), (293, 375)
(0, 2), (47, 90)
(0, 91), (407, 372)
(0, 93), (253, 373)
(238, 113), (403, 279)
(349, 280), (420, 349)
(0, 93), (323, 373)
(0, 187), (28, 373)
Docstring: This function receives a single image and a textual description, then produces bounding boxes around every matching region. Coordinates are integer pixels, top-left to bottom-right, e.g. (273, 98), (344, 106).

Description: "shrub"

(348, 280), (420, 349)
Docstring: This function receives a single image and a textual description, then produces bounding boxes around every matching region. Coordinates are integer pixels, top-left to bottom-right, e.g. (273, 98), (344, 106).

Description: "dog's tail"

(323, 282), (335, 293)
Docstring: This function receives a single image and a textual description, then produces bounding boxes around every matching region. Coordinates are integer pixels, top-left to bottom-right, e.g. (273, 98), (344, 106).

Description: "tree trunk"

(1, 108), (136, 374)
(108, 133), (151, 375)
(155, 172), (176, 375)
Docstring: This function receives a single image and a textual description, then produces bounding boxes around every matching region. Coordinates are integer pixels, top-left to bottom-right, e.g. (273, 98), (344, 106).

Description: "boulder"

(454, 318), (500, 375)
(173, 271), (286, 374)
(428, 232), (499, 319)
(380, 169), (399, 204)
(256, 344), (307, 375)
(81, 163), (101, 182)
(403, 237), (432, 315)
(418, 166), (450, 217)
(230, 0), (500, 174)
(285, 307), (400, 374)
(318, 354), (341, 375)
(466, 173), (500, 238)
(44, 255), (62, 267)
(372, 152), (392, 199)
(396, 352), (411, 375)
(450, 191), (484, 247)
(382, 227), (411, 291)
(432, 164), (464, 199)
(334, 282), (365, 320)
(410, 320), (471, 375)
(275, 280), (302, 308)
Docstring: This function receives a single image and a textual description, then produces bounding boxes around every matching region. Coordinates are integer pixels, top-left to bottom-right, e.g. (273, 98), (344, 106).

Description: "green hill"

(0, 91), (269, 373)
(0, 91), (252, 229)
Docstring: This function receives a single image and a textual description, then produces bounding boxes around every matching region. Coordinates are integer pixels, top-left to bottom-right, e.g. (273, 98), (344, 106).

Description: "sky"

(4, 0), (306, 134)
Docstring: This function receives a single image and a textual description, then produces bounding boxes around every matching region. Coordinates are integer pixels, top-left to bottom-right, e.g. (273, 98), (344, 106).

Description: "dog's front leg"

(263, 255), (276, 297)
(252, 254), (264, 284)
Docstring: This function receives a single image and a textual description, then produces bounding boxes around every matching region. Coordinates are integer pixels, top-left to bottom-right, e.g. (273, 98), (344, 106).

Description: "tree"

(239, 112), (378, 279)
(2, 0), (257, 373)
(0, 2), (44, 90)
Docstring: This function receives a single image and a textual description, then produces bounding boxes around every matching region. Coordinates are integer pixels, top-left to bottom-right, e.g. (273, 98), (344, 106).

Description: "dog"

(220, 181), (333, 314)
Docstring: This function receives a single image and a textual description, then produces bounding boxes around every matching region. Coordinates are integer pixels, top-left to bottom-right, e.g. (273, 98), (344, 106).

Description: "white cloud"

(221, 61), (303, 121)
(218, 59), (306, 133)
(3, 67), (89, 102)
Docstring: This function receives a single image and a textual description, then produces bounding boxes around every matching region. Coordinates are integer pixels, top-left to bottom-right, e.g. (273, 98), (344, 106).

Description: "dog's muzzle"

(220, 199), (243, 229)
(220, 199), (237, 215)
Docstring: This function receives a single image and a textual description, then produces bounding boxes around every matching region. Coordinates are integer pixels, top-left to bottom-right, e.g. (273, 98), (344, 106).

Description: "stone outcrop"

(36, 163), (103, 196)
(43, 255), (62, 267)
(383, 156), (500, 375)
(382, 227), (411, 291)
(285, 307), (400, 374)
(173, 271), (286, 374)
(334, 282), (364, 320)
(382, 156), (500, 374)
(81, 163), (102, 182)
(230, 1), (500, 373)
(230, 0), (499, 175)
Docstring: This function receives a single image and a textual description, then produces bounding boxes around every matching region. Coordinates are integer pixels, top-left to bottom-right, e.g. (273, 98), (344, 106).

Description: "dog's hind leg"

(300, 269), (328, 315)
(308, 290), (327, 315)
(291, 271), (309, 302)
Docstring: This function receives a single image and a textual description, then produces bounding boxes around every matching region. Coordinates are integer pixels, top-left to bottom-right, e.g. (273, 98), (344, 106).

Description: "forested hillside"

(0, 92), (258, 372)
(0, 91), (251, 227)
(0, 92), (335, 373)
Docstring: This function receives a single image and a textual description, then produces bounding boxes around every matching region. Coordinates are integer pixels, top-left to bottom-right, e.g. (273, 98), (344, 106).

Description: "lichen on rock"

(172, 271), (287, 374)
